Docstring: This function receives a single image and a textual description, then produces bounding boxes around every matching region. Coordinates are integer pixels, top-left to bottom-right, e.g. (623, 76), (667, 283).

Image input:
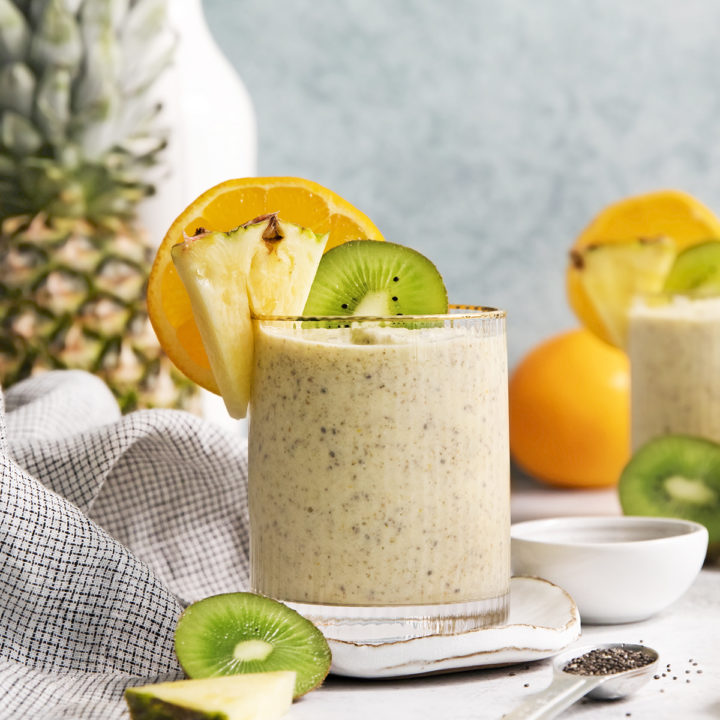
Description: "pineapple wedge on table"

(0, 0), (198, 412)
(125, 671), (296, 720)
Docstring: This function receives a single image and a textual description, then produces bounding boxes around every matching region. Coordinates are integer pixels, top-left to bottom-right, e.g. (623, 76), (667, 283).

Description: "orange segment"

(147, 177), (383, 393)
(567, 190), (720, 346)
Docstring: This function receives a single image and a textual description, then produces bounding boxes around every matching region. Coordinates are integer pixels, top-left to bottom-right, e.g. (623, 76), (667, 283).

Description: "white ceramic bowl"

(511, 516), (708, 625)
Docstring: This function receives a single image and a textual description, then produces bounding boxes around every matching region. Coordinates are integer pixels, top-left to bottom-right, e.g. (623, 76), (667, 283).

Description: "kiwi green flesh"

(618, 435), (720, 544)
(663, 240), (720, 296)
(174, 593), (331, 698)
(302, 240), (448, 319)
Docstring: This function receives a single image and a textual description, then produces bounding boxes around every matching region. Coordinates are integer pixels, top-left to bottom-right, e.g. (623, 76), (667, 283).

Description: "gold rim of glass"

(253, 303), (506, 322)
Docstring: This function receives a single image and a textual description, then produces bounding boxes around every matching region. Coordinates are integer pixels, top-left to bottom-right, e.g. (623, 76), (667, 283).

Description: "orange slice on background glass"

(566, 190), (720, 348)
(147, 177), (384, 393)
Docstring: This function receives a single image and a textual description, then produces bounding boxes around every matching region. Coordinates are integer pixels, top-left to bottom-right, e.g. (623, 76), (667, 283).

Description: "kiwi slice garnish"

(618, 435), (720, 552)
(174, 592), (331, 698)
(663, 240), (720, 296)
(302, 240), (448, 317)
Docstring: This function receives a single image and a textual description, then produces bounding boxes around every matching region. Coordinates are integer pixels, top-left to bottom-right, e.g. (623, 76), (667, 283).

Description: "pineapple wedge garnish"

(570, 236), (677, 348)
(171, 214), (327, 418)
(125, 670), (295, 720)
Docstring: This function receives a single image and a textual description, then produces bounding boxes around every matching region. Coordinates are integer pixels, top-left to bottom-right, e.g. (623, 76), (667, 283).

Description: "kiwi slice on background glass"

(302, 240), (448, 317)
(618, 434), (720, 553)
(663, 240), (720, 296)
(174, 592), (331, 698)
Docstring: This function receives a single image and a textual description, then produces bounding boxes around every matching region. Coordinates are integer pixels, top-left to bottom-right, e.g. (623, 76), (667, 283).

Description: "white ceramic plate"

(327, 576), (580, 678)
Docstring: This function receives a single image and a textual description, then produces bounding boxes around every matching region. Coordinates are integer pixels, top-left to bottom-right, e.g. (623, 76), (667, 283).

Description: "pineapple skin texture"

(0, 214), (199, 413)
(0, 0), (199, 412)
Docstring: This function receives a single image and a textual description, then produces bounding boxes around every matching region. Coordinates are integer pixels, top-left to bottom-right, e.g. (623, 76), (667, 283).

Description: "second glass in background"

(629, 294), (720, 449)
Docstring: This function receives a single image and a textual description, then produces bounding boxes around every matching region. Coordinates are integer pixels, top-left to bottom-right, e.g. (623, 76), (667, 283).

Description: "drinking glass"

(629, 294), (720, 449)
(248, 306), (510, 640)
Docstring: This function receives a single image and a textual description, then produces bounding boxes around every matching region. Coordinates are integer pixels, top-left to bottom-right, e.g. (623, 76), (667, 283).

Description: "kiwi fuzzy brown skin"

(618, 434), (720, 560)
(174, 592), (331, 699)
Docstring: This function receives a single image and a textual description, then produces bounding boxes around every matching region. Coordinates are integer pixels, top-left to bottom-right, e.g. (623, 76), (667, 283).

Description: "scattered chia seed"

(523, 683), (529, 688)
(563, 647), (655, 676)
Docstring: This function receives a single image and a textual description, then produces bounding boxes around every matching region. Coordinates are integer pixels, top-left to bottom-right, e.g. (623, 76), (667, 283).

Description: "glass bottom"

(284, 592), (509, 643)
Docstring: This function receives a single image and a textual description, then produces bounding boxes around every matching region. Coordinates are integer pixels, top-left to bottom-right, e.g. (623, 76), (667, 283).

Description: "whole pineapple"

(0, 0), (199, 412)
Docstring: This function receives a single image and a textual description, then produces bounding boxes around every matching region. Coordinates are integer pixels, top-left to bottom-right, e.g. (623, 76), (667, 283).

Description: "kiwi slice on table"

(663, 240), (720, 296)
(174, 592), (331, 699)
(302, 240), (448, 317)
(618, 435), (720, 553)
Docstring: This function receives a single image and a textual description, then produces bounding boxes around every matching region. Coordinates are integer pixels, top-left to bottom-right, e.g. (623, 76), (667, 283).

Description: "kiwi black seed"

(174, 592), (331, 698)
(618, 434), (720, 551)
(663, 240), (720, 296)
(302, 240), (448, 317)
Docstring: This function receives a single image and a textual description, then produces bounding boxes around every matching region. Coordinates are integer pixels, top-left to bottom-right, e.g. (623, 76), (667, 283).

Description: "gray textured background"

(204, 0), (720, 367)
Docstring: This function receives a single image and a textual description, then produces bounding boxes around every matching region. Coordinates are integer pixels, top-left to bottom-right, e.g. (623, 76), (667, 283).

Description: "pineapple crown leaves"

(0, 0), (174, 223)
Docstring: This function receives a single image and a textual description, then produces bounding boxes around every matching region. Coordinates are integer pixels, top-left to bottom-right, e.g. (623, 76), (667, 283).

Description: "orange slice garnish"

(147, 177), (383, 393)
(567, 190), (720, 346)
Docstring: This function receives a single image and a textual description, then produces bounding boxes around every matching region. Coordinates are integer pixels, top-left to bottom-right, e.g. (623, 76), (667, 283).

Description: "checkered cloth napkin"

(0, 370), (251, 719)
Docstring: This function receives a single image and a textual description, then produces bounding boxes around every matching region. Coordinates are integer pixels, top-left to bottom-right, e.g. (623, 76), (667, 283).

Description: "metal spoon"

(502, 643), (659, 720)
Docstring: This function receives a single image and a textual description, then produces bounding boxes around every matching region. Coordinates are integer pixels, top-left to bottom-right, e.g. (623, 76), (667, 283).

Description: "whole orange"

(509, 328), (630, 488)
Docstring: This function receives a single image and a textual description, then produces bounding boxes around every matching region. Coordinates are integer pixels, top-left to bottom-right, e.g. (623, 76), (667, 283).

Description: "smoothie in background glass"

(629, 295), (720, 450)
(248, 308), (510, 638)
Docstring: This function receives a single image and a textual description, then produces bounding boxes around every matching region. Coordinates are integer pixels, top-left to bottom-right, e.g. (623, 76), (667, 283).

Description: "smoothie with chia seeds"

(629, 295), (720, 450)
(248, 312), (509, 617)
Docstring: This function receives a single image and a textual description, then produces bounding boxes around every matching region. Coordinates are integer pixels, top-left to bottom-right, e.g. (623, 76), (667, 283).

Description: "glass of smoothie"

(248, 306), (510, 640)
(629, 294), (720, 450)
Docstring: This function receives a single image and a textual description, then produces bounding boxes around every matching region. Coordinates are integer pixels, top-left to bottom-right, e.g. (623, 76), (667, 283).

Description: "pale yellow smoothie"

(629, 295), (720, 450)
(248, 314), (509, 609)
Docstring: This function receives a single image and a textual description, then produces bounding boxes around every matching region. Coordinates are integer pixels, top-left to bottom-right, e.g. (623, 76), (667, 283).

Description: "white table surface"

(284, 472), (720, 720)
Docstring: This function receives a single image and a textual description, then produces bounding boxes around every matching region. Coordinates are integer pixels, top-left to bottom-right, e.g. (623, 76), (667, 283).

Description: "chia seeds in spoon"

(563, 646), (655, 676)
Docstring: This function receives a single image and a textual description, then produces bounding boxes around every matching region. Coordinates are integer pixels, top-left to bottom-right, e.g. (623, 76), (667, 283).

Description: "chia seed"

(563, 647), (655, 676)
